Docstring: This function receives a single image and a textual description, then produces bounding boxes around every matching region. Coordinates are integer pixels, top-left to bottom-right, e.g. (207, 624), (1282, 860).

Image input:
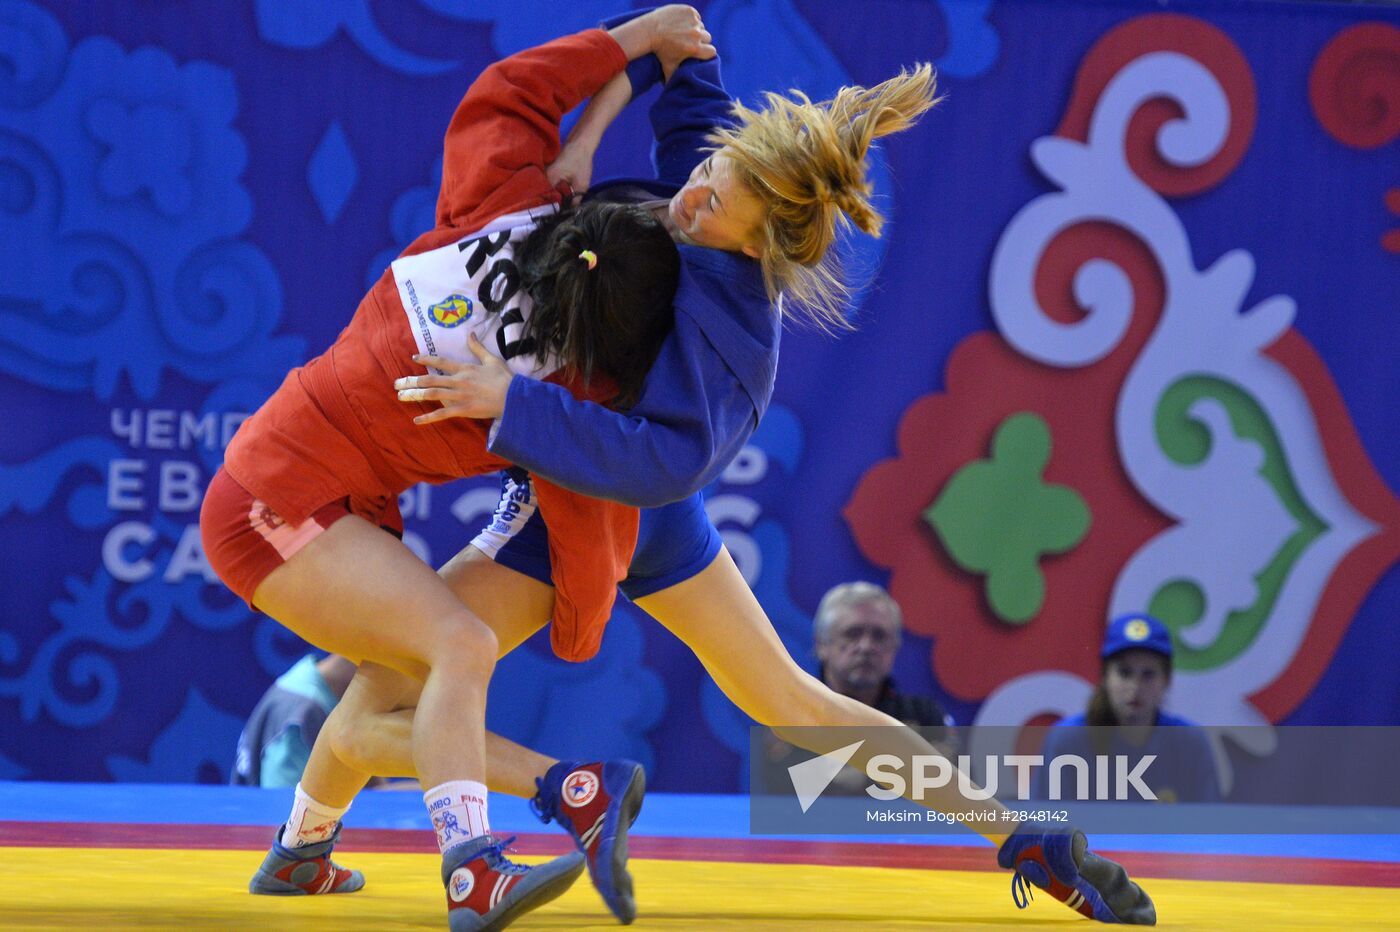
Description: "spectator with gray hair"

(813, 582), (955, 738)
(761, 581), (956, 794)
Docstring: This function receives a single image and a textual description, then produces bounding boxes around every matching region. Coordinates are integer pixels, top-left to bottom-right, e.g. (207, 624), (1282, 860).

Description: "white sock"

(424, 780), (490, 853)
(284, 783), (350, 848)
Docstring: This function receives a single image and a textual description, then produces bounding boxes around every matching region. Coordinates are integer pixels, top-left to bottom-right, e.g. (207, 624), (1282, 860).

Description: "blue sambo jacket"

(487, 23), (779, 508)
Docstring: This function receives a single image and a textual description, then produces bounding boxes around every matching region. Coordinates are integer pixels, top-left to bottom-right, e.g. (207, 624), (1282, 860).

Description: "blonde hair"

(708, 64), (941, 331)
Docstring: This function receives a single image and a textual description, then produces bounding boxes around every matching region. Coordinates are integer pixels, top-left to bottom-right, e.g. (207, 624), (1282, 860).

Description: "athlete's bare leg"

(248, 519), (592, 924)
(319, 544), (1162, 922)
(327, 680), (557, 800)
(633, 546), (1012, 845)
(316, 546), (558, 800)
(325, 542), (1010, 842)
(252, 514), (497, 793)
(299, 664), (414, 807)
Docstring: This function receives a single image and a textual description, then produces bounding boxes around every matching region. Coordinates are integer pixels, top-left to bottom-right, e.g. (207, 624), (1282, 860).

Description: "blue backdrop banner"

(3, 0), (1399, 791)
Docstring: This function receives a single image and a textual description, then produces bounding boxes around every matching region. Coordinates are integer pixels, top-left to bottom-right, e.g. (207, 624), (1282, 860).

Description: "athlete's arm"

(408, 12), (760, 508)
(437, 7), (712, 227)
(401, 321), (756, 509)
(649, 53), (733, 186)
(435, 31), (626, 227)
(489, 320), (757, 507)
(549, 7), (716, 195)
(547, 73), (633, 195)
(604, 6), (735, 185)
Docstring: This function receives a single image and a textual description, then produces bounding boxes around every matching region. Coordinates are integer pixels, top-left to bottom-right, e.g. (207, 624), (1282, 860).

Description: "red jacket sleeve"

(437, 29), (628, 229)
(523, 367), (638, 662)
(533, 476), (639, 662)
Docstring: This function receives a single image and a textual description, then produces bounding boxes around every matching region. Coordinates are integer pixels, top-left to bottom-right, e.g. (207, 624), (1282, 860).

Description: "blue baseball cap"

(1102, 613), (1173, 660)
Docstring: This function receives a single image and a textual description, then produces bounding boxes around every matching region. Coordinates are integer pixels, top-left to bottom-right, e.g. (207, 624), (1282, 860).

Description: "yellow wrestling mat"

(4, 846), (1399, 930)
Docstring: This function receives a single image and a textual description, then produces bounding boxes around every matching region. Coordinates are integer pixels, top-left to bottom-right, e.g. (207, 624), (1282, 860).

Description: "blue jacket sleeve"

(598, 6), (733, 185)
(488, 316), (756, 508)
(650, 56), (732, 185)
(489, 11), (760, 507)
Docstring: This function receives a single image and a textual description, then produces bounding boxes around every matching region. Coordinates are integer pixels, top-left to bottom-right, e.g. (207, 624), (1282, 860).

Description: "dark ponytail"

(516, 200), (679, 409)
(1084, 676), (1117, 756)
(1085, 680), (1118, 727)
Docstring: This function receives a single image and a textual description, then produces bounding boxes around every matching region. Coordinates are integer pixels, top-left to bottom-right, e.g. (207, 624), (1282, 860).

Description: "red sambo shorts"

(200, 467), (350, 609)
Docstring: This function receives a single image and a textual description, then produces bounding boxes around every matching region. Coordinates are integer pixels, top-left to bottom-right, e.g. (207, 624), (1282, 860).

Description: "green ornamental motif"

(925, 412), (1090, 623)
(1150, 376), (1325, 671)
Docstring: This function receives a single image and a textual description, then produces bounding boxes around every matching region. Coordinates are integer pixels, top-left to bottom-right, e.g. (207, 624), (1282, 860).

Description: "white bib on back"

(391, 206), (564, 378)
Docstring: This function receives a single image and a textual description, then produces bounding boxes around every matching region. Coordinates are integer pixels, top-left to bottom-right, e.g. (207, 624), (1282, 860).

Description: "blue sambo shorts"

(470, 469), (723, 600)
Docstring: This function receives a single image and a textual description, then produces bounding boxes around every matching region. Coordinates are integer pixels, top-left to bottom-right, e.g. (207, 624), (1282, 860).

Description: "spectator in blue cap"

(1035, 614), (1220, 803)
(1092, 613), (1178, 730)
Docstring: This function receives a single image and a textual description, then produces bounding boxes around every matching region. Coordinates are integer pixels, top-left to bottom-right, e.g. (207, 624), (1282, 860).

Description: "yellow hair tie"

(578, 249), (598, 271)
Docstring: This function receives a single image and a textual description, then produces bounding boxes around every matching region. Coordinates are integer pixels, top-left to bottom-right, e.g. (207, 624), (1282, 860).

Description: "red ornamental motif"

(1308, 23), (1400, 150)
(845, 192), (1173, 702)
(847, 12), (1400, 717)
(846, 209), (1172, 702)
(851, 258), (1400, 705)
(1055, 14), (1257, 197)
(848, 298), (1400, 712)
(1252, 332), (1400, 721)
(844, 330), (1170, 702)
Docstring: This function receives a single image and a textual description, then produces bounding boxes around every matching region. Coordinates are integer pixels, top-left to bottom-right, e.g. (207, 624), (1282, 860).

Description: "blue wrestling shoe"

(441, 834), (584, 932)
(531, 760), (645, 924)
(248, 823), (365, 895)
(997, 824), (1156, 924)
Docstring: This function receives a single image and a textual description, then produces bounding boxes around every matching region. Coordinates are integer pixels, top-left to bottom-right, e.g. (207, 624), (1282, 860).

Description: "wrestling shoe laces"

(474, 835), (526, 873)
(1010, 870), (1035, 908)
(442, 832), (585, 932)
